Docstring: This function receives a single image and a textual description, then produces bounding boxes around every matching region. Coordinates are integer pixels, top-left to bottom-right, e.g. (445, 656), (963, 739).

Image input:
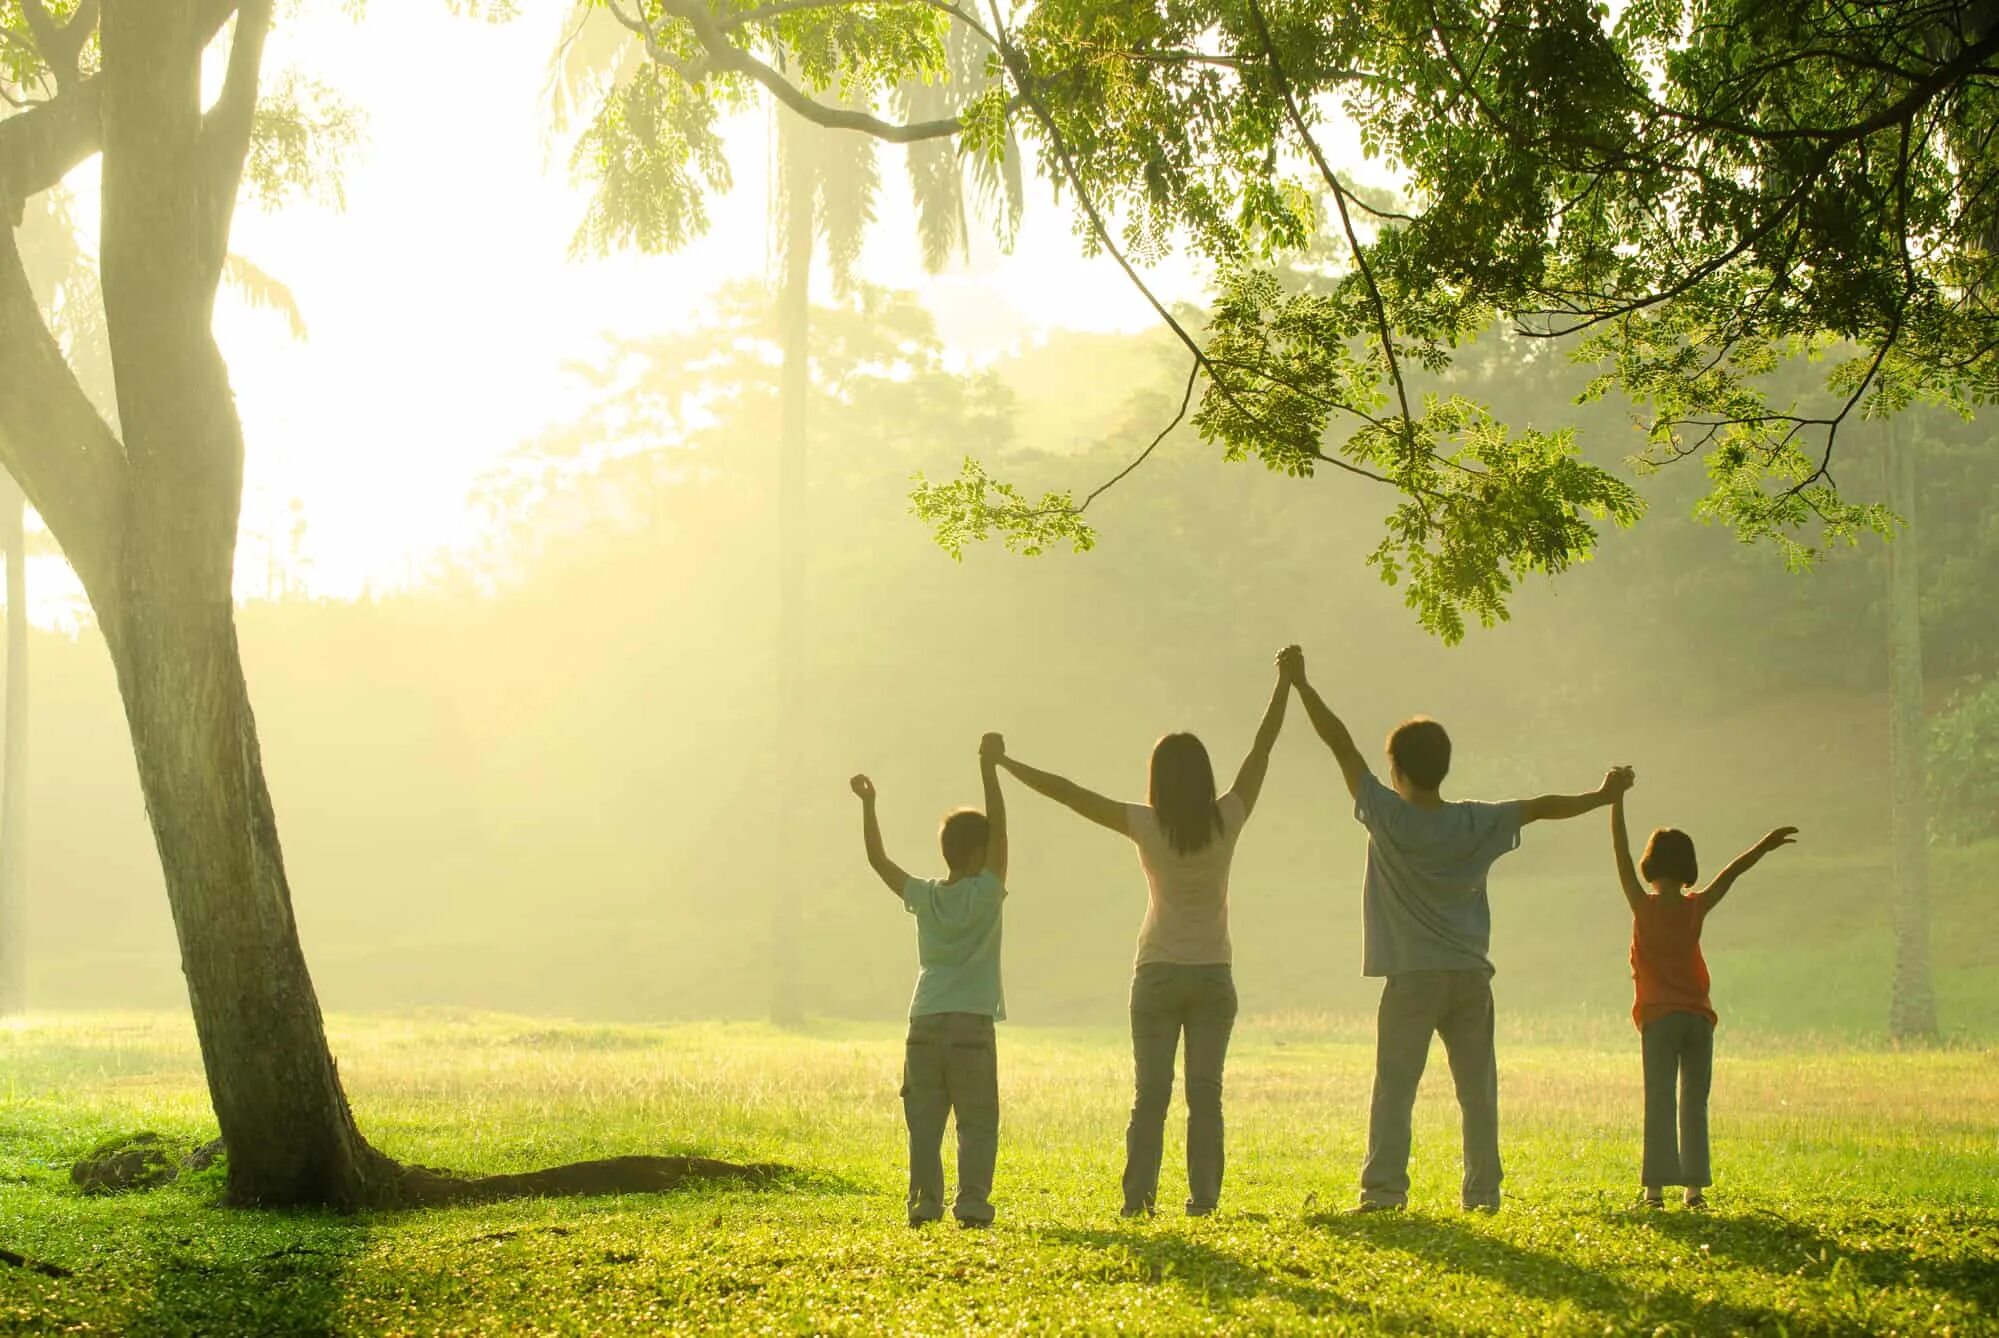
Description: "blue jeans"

(1124, 963), (1238, 1215)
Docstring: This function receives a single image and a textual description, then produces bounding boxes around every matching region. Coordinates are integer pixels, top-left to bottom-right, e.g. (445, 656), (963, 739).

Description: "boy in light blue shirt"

(849, 732), (1008, 1227)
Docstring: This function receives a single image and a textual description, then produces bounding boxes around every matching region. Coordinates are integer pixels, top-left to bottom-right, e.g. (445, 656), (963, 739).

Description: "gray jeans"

(1125, 963), (1238, 1215)
(901, 1012), (999, 1224)
(1641, 1011), (1713, 1188)
(1360, 970), (1502, 1210)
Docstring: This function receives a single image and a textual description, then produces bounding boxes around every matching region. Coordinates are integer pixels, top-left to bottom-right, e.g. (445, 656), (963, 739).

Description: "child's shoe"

(1683, 1190), (1707, 1210)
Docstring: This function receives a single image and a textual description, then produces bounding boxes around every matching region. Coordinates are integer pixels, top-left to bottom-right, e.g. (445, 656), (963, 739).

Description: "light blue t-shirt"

(1355, 773), (1522, 977)
(901, 869), (1006, 1020)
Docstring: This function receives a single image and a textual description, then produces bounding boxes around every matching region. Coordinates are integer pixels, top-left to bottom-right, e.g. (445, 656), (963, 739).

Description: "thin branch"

(1076, 359), (1201, 510)
(1242, 0), (1417, 460)
(1641, 24), (1999, 145)
(995, 357), (1203, 528)
(981, 0), (1402, 494)
(611, 0), (970, 142)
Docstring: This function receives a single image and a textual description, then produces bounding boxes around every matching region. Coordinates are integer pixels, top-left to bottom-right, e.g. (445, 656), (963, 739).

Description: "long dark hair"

(1149, 733), (1222, 855)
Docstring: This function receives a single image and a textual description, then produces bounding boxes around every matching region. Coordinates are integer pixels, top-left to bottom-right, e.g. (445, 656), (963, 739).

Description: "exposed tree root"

(377, 1153), (788, 1209)
(0, 1247), (72, 1279)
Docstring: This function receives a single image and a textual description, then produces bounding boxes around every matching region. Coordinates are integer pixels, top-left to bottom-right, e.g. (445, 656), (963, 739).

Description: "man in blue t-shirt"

(849, 731), (1009, 1227)
(1281, 646), (1631, 1212)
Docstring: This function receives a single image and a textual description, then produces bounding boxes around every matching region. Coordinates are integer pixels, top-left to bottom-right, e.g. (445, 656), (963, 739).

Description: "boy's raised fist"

(849, 774), (876, 801)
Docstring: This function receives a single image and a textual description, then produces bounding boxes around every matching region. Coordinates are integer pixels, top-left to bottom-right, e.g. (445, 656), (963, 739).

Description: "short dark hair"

(940, 809), (989, 870)
(1387, 717), (1451, 790)
(1640, 828), (1699, 886)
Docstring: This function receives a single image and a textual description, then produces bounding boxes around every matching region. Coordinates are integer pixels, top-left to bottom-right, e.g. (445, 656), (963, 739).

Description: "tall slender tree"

(1884, 418), (1938, 1041)
(555, 6), (1018, 1019)
(0, 470), (24, 1018)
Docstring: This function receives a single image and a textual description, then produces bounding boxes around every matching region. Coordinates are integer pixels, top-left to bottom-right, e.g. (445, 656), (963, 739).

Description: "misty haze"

(1, 2), (1994, 1334)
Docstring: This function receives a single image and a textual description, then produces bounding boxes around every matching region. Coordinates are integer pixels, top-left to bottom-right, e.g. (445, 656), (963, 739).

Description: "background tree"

(0, 467), (23, 1017)
(1884, 418), (1938, 1040)
(555, 4), (1019, 1018)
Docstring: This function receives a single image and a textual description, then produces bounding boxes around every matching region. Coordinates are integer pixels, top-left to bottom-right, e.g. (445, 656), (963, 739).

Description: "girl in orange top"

(1611, 783), (1796, 1208)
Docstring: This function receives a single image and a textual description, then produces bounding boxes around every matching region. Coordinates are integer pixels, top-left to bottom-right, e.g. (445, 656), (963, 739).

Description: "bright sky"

(30, 1), (1225, 623)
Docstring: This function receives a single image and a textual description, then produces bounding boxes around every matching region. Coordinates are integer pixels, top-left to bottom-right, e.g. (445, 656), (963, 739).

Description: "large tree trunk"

(88, 0), (383, 1205)
(0, 480), (26, 1015)
(1884, 418), (1938, 1042)
(102, 587), (382, 1205)
(769, 113), (814, 1026)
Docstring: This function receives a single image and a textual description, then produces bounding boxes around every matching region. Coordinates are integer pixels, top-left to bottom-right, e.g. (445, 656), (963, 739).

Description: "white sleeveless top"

(1123, 791), (1247, 967)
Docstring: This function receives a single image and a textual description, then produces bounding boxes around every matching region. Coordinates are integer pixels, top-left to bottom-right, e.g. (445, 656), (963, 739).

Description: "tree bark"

(0, 480), (26, 1015)
(103, 587), (384, 1206)
(1885, 417), (1938, 1042)
(769, 110), (814, 1026)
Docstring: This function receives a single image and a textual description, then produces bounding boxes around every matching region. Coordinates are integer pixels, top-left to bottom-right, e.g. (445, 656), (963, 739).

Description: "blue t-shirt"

(1355, 773), (1522, 976)
(901, 869), (1006, 1020)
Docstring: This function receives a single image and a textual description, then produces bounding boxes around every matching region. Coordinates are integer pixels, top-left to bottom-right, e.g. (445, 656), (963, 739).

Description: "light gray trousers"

(901, 1011), (998, 1224)
(1641, 1011), (1714, 1188)
(1360, 970), (1502, 1210)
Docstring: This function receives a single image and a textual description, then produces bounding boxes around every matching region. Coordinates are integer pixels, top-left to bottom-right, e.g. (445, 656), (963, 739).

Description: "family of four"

(848, 646), (1796, 1227)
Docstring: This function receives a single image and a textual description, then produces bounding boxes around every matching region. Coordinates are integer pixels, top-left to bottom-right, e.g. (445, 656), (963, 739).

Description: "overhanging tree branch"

(1241, 0), (1418, 459)
(978, 0), (1404, 491)
(607, 0), (971, 142)
(1641, 24), (1999, 145)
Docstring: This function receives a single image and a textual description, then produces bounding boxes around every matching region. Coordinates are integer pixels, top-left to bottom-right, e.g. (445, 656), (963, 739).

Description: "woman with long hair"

(993, 649), (1294, 1216)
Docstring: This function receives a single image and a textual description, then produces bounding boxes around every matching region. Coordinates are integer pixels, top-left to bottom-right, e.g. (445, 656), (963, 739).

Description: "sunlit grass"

(1, 1013), (1994, 1334)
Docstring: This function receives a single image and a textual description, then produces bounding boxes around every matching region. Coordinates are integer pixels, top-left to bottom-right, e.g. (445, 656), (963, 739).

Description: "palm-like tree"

(549, 5), (1019, 1020)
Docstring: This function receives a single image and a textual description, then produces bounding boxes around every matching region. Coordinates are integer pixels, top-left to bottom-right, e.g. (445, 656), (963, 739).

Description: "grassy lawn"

(1, 1013), (1995, 1334)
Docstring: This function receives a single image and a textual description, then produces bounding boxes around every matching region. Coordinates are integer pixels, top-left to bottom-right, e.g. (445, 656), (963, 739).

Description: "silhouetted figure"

(991, 651), (1291, 1217)
(849, 732), (1009, 1228)
(1283, 645), (1632, 1213)
(1611, 786), (1797, 1209)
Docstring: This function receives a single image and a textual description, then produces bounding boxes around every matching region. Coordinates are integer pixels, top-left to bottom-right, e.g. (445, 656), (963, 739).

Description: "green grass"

(2, 1013), (1995, 1335)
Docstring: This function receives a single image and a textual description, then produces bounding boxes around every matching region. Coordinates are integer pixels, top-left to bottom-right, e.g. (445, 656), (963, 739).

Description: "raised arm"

(1283, 646), (1370, 800)
(995, 752), (1128, 836)
(849, 775), (909, 896)
(980, 733), (1008, 882)
(1610, 788), (1646, 913)
(1519, 766), (1632, 825)
(1699, 826), (1798, 911)
(1226, 657), (1293, 817)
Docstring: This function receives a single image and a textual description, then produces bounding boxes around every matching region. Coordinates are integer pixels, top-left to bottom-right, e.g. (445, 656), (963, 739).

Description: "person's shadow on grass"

(1308, 1209), (1801, 1333)
(1632, 1204), (1999, 1314)
(1039, 1225), (1425, 1329)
